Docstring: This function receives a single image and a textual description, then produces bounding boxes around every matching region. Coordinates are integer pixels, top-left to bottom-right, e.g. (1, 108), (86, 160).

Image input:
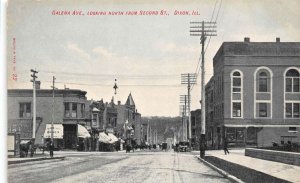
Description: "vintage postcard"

(5, 0), (300, 182)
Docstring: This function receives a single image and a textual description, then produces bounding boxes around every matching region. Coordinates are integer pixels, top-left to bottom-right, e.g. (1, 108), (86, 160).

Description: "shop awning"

(99, 132), (111, 143)
(43, 124), (64, 139)
(78, 124), (91, 138)
(107, 133), (118, 143)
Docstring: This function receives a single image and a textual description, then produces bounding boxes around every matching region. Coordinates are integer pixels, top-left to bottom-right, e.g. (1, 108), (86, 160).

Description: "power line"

(38, 70), (181, 79)
(191, 0), (224, 91)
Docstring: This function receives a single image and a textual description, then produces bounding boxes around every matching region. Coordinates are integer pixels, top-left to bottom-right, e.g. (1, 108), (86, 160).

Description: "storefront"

(43, 124), (64, 149)
(98, 132), (118, 151)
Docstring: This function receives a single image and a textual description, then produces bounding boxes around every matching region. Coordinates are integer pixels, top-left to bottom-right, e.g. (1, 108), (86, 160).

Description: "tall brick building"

(115, 93), (142, 145)
(206, 38), (300, 148)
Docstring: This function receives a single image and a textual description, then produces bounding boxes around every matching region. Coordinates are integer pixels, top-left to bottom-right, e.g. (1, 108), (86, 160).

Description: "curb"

(8, 156), (65, 165)
(196, 156), (245, 183)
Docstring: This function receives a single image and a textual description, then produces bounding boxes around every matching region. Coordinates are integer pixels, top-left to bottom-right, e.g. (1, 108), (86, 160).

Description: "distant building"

(206, 38), (300, 148)
(191, 109), (201, 150)
(115, 93), (142, 145)
(7, 87), (90, 149)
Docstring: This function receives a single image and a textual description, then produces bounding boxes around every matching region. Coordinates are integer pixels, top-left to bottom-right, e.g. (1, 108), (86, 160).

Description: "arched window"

(259, 72), (268, 92)
(231, 70), (243, 118)
(232, 71), (241, 93)
(285, 69), (300, 92)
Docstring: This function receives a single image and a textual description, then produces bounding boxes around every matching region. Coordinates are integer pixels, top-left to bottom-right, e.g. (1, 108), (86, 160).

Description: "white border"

(1, 0), (7, 181)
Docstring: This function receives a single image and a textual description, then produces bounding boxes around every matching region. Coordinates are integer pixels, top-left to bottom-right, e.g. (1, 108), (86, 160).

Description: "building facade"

(8, 88), (90, 149)
(115, 93), (142, 145)
(206, 38), (300, 148)
(191, 109), (201, 150)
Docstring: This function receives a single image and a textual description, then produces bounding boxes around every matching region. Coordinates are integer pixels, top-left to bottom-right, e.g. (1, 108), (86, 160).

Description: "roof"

(213, 41), (300, 61)
(125, 93), (135, 106)
(7, 89), (87, 97)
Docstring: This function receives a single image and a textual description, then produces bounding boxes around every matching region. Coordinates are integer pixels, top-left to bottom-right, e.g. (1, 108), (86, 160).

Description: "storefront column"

(96, 134), (99, 151)
(88, 138), (92, 151)
(84, 138), (88, 151)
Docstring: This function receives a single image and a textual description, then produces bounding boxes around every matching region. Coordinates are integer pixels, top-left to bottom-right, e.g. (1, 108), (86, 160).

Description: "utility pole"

(190, 21), (217, 157)
(180, 95), (189, 141)
(51, 76), (56, 142)
(181, 73), (196, 146)
(30, 69), (38, 143)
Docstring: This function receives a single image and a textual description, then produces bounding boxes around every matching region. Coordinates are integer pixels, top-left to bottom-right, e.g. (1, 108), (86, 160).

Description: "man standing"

(224, 138), (229, 155)
(49, 141), (54, 158)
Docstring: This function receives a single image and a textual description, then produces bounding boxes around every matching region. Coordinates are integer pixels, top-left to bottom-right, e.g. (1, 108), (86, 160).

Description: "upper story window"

(232, 71), (241, 93)
(232, 102), (241, 117)
(65, 102), (77, 118)
(92, 113), (98, 126)
(19, 103), (31, 118)
(255, 68), (272, 93)
(259, 103), (267, 117)
(286, 103), (300, 118)
(231, 70), (243, 118)
(81, 104), (85, 118)
(65, 102), (70, 117)
(286, 69), (300, 93)
(72, 103), (77, 118)
(258, 72), (268, 92)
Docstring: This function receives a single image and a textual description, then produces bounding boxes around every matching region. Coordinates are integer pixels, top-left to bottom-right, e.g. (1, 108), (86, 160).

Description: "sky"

(6, 0), (300, 117)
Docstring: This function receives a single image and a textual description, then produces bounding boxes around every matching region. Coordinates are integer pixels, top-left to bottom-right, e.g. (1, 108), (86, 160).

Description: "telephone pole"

(180, 95), (190, 141)
(30, 69), (38, 143)
(190, 21), (217, 157)
(181, 73), (196, 146)
(51, 76), (56, 142)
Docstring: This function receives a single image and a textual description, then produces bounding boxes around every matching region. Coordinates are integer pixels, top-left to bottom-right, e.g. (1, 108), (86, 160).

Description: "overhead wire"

(191, 0), (220, 91)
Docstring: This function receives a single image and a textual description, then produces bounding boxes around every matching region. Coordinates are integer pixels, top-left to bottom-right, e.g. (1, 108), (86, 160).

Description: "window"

(19, 103), (31, 118)
(64, 103), (70, 117)
(232, 71), (241, 93)
(285, 69), (300, 92)
(231, 70), (243, 118)
(295, 103), (300, 118)
(232, 102), (241, 117)
(72, 103), (77, 118)
(81, 104), (85, 118)
(259, 72), (268, 92)
(114, 118), (117, 127)
(286, 103), (300, 118)
(286, 103), (292, 118)
(259, 103), (267, 117)
(92, 113), (98, 126)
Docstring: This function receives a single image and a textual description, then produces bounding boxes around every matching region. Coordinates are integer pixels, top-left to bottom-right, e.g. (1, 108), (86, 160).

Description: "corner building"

(207, 38), (300, 148)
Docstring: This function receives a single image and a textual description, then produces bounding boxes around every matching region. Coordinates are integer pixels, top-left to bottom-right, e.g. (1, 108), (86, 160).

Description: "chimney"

(35, 81), (41, 89)
(244, 37), (250, 42)
(118, 101), (121, 105)
(276, 37), (280, 42)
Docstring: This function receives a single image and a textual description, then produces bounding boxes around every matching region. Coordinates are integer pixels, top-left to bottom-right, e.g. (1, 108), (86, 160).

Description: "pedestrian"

(49, 141), (54, 158)
(223, 138), (229, 155)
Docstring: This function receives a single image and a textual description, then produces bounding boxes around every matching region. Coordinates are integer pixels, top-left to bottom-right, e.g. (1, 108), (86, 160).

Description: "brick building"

(7, 88), (90, 149)
(115, 93), (142, 145)
(206, 38), (300, 148)
(191, 109), (201, 150)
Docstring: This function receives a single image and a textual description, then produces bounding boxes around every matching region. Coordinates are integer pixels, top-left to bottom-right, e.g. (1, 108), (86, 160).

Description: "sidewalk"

(8, 150), (65, 165)
(193, 149), (300, 183)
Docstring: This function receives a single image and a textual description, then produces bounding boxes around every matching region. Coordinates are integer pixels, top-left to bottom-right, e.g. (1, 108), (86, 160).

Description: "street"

(8, 150), (231, 183)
